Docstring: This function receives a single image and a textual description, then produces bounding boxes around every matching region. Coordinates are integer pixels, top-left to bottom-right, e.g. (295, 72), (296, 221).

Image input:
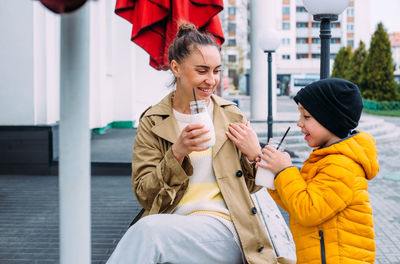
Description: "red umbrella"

(115, 0), (225, 70)
(39, 0), (88, 13)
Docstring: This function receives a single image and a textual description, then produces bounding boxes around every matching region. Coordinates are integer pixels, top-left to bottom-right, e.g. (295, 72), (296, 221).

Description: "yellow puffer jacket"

(269, 131), (379, 264)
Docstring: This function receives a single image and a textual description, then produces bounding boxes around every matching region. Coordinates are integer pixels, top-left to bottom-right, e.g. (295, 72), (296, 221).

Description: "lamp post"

(303, 0), (350, 79)
(260, 30), (280, 141)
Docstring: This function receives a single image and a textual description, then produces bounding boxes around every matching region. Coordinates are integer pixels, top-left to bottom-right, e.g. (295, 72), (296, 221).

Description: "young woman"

(106, 23), (288, 264)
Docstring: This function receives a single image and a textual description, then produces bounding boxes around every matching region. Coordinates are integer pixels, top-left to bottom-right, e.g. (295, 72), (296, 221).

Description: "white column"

(250, 0), (279, 120)
(32, 2), (60, 125)
(59, 3), (91, 264)
(250, 0), (269, 120)
(0, 2), (35, 125)
(112, 3), (136, 122)
(33, 2), (47, 125)
(45, 11), (61, 124)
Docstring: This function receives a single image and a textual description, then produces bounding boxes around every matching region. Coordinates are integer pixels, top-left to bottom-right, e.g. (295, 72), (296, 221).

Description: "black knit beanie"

(293, 78), (363, 138)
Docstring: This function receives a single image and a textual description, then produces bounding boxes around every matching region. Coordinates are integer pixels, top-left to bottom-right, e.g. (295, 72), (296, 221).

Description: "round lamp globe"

(259, 29), (281, 52)
(302, 0), (350, 15)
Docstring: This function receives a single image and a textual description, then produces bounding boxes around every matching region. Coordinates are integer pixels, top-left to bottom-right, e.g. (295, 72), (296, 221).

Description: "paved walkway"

(1, 96), (400, 263)
(0, 175), (140, 264)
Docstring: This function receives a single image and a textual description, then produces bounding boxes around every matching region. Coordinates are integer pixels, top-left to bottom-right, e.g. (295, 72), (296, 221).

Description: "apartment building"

(389, 33), (400, 78)
(276, 0), (371, 95)
(220, 0), (371, 95)
(220, 0), (250, 94)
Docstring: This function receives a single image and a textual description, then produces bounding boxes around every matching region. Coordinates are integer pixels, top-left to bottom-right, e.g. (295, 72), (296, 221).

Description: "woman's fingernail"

(229, 123), (233, 126)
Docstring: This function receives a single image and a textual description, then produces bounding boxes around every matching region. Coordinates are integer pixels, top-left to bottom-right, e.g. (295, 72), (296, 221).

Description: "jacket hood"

(310, 131), (379, 180)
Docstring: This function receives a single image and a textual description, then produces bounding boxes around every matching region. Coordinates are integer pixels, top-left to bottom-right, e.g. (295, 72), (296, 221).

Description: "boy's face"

(296, 103), (340, 148)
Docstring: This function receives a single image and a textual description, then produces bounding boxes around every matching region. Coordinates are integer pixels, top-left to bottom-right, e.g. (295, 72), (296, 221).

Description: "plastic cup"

(190, 100), (216, 148)
(255, 138), (286, 190)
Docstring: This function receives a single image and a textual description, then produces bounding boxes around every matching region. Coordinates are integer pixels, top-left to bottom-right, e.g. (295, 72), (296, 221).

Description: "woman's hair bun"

(176, 23), (198, 38)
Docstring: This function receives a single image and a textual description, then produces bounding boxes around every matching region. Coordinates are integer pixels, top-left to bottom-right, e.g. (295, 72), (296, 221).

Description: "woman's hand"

(257, 145), (292, 175)
(171, 123), (210, 164)
(226, 121), (262, 162)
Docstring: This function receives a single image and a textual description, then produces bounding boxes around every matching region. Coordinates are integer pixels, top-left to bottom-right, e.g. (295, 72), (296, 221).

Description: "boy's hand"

(257, 145), (292, 175)
(226, 121), (262, 162)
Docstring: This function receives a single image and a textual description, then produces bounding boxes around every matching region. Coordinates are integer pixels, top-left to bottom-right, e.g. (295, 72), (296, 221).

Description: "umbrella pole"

(59, 3), (91, 264)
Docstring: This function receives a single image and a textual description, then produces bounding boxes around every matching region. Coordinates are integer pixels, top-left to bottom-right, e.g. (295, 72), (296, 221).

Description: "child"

(258, 78), (379, 264)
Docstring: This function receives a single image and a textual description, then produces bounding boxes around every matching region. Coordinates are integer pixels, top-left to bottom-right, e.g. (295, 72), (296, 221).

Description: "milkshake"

(190, 100), (216, 148)
(256, 138), (286, 190)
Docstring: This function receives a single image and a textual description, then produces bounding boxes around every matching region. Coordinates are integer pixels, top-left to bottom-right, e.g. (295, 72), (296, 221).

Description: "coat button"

(251, 207), (257, 214)
(258, 245), (264, 252)
(236, 170), (243, 177)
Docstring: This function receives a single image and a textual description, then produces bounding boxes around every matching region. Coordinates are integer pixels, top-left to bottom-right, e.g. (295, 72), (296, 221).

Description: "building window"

(312, 38), (320, 44)
(312, 54), (320, 59)
(347, 23), (354, 32)
(282, 22), (290, 30)
(296, 6), (307, 13)
(331, 22), (340, 28)
(297, 22), (308, 28)
(227, 39), (236, 46)
(228, 69), (238, 88)
(347, 8), (354, 16)
(347, 40), (354, 47)
(296, 54), (308, 59)
(281, 38), (291, 45)
(296, 38), (307, 44)
(282, 54), (291, 60)
(228, 22), (236, 32)
(282, 6), (290, 15)
(312, 23), (320, 28)
(228, 7), (236, 15)
(330, 38), (340, 44)
(228, 55), (236, 62)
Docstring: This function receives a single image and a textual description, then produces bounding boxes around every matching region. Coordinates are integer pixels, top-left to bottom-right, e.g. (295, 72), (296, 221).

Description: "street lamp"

(260, 29), (280, 141)
(303, 0), (350, 79)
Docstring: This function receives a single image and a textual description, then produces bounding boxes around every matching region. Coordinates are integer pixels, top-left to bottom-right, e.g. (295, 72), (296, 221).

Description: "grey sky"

(370, 0), (400, 33)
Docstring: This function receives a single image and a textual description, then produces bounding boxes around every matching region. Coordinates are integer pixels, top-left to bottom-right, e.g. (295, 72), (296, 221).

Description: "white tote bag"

(252, 188), (297, 262)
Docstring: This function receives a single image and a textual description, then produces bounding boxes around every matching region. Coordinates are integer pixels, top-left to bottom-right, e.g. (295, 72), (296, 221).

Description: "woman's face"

(172, 45), (221, 103)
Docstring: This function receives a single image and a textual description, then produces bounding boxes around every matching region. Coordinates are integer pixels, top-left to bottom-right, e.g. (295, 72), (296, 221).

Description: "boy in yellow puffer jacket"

(258, 78), (379, 264)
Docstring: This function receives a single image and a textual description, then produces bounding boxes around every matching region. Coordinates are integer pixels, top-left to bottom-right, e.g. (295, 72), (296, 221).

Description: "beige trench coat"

(132, 92), (293, 264)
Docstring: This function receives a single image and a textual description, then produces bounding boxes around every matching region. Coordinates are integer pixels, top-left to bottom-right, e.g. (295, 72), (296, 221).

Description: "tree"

(359, 23), (400, 101)
(331, 46), (353, 79)
(345, 41), (367, 88)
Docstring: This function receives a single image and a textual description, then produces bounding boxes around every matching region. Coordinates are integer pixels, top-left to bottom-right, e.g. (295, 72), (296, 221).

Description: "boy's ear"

(170, 60), (181, 78)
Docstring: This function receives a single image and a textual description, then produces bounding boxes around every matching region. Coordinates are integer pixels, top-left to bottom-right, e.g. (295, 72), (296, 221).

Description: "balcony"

(310, 26), (342, 38)
(296, 12), (309, 22)
(296, 28), (309, 37)
(311, 44), (321, 54)
(296, 44), (309, 53)
(331, 28), (342, 37)
(309, 43), (341, 54)
(330, 44), (341, 53)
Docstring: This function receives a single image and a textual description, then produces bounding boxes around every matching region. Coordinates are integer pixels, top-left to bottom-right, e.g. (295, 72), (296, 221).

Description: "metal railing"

(363, 99), (400, 116)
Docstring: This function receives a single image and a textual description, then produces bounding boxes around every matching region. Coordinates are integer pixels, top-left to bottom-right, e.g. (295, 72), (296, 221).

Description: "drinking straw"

(192, 88), (199, 113)
(276, 127), (291, 150)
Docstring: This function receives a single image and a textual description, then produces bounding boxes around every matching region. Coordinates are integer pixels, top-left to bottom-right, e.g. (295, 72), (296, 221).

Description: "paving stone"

(0, 175), (140, 263)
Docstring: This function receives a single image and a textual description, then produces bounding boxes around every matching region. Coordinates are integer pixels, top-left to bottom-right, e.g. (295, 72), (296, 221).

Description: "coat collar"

(144, 92), (244, 157)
